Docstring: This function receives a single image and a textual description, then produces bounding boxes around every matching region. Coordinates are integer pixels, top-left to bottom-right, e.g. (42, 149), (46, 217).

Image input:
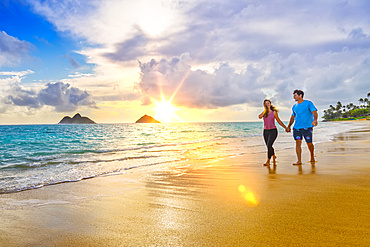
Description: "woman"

(258, 99), (287, 166)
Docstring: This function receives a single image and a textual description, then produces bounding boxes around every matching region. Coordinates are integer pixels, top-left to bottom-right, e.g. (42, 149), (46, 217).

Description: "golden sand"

(0, 123), (369, 246)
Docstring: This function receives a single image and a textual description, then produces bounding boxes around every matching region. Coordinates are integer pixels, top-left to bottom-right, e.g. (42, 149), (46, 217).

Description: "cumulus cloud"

(136, 48), (370, 111)
(135, 53), (265, 108)
(5, 84), (41, 108)
(0, 31), (33, 67)
(3, 81), (97, 112)
(38, 82), (97, 112)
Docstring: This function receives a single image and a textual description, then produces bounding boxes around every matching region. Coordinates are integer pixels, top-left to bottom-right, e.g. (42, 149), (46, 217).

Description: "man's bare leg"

(293, 140), (302, 165)
(307, 142), (315, 162)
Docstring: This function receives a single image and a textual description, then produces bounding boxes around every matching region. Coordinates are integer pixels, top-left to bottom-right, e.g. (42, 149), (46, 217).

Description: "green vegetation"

(323, 93), (370, 121)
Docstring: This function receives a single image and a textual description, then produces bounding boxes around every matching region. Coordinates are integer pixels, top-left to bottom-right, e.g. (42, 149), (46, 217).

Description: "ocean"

(0, 121), (360, 194)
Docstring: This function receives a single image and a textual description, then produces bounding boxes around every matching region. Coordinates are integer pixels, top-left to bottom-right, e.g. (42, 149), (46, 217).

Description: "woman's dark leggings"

(263, 128), (278, 159)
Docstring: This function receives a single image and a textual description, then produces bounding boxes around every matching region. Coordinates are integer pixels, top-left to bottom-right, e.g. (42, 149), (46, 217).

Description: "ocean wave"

(0, 157), (186, 194)
(1, 122), (353, 194)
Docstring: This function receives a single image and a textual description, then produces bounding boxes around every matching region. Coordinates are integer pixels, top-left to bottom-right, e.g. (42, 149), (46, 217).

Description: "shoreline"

(1, 121), (369, 246)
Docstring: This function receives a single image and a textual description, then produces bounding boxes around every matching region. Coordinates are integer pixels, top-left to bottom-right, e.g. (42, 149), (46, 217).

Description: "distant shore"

(323, 116), (370, 122)
(0, 121), (369, 246)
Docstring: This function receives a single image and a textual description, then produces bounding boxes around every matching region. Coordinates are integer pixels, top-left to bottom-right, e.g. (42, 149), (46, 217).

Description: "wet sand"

(1, 122), (369, 246)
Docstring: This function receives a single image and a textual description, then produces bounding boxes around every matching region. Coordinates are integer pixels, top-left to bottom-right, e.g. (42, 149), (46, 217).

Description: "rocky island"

(58, 113), (96, 124)
(135, 115), (160, 123)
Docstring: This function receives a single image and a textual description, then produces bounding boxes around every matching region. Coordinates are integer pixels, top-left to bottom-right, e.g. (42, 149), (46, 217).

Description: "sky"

(0, 0), (370, 124)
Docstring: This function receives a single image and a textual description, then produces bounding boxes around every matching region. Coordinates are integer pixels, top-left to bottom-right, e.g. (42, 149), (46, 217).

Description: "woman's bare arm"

(274, 111), (287, 129)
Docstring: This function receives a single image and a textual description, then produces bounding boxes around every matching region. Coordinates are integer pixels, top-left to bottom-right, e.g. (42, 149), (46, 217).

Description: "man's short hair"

(293, 89), (304, 98)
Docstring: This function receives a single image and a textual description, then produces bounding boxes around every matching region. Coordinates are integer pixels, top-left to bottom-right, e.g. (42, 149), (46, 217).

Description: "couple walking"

(258, 89), (318, 166)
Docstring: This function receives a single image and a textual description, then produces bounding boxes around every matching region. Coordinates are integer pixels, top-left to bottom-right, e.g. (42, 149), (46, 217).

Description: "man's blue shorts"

(293, 127), (313, 143)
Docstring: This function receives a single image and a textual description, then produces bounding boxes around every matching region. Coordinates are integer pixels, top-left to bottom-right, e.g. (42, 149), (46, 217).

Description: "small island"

(135, 115), (160, 123)
(58, 113), (96, 124)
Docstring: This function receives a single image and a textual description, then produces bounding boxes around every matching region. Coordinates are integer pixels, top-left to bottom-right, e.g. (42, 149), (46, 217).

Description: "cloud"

(104, 32), (149, 62)
(68, 57), (81, 69)
(0, 31), (33, 67)
(0, 70), (34, 77)
(136, 47), (370, 112)
(25, 0), (370, 67)
(3, 81), (97, 112)
(15, 0), (370, 118)
(156, 1), (370, 63)
(38, 82), (96, 112)
(5, 84), (41, 108)
(135, 53), (265, 108)
(26, 0), (183, 45)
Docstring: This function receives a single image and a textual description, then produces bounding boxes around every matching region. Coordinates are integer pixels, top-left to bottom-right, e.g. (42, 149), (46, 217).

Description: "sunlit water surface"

(0, 121), (359, 193)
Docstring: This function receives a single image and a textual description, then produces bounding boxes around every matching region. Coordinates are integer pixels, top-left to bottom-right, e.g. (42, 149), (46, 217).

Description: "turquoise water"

(0, 121), (357, 193)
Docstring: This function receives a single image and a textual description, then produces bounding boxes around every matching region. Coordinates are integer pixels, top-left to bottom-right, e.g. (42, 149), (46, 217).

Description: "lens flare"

(238, 184), (259, 206)
(245, 192), (258, 205)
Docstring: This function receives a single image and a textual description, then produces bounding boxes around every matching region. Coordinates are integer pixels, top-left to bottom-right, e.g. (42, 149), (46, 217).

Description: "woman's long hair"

(263, 99), (278, 118)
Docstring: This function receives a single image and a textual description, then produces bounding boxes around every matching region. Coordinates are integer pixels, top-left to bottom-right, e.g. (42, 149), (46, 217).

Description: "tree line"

(323, 93), (370, 121)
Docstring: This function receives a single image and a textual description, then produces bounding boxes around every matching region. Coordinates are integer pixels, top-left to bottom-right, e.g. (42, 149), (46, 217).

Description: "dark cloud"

(69, 57), (81, 69)
(0, 31), (33, 67)
(348, 28), (367, 40)
(104, 32), (148, 62)
(5, 84), (41, 108)
(65, 53), (82, 69)
(5, 82), (97, 112)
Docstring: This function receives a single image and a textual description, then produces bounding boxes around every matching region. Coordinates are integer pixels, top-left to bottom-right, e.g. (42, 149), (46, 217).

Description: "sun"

(153, 97), (179, 123)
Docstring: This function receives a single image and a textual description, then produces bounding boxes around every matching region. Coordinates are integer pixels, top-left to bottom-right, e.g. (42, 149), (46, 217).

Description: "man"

(286, 89), (318, 165)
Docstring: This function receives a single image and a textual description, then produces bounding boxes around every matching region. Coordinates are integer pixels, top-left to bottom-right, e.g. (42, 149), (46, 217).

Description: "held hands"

(285, 126), (291, 133)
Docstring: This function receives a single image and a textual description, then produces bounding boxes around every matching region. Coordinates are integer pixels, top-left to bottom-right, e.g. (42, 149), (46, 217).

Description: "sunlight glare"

(154, 97), (179, 123)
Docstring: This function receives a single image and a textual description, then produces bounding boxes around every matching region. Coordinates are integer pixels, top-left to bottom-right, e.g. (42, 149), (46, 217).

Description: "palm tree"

(336, 101), (342, 110)
(359, 98), (364, 107)
(364, 98), (369, 108)
(335, 101), (343, 117)
(323, 109), (335, 120)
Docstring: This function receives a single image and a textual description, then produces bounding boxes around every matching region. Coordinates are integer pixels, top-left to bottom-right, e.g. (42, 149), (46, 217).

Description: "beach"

(0, 122), (369, 246)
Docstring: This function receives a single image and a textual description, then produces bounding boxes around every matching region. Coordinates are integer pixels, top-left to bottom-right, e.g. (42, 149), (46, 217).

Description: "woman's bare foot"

(293, 161), (302, 165)
(263, 159), (271, 166)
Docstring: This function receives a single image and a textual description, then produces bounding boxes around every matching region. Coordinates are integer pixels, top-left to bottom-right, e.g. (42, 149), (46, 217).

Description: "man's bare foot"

(263, 162), (270, 166)
(310, 159), (316, 163)
(293, 161), (302, 165)
(272, 155), (277, 162)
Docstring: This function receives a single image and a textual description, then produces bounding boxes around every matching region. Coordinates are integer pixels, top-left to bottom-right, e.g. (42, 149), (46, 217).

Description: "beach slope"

(0, 123), (369, 246)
